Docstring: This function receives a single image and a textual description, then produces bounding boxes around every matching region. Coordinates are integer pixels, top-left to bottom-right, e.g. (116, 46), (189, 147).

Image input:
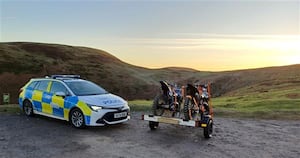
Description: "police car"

(18, 75), (130, 128)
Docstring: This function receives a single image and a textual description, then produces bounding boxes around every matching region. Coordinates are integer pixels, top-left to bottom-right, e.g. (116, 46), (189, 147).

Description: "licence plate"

(114, 112), (127, 118)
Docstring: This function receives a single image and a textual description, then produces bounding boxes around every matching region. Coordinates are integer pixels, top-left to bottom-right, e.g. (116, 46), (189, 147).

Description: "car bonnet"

(78, 93), (126, 108)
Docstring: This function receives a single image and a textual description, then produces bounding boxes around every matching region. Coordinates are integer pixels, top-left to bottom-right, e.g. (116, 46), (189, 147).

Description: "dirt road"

(0, 112), (299, 158)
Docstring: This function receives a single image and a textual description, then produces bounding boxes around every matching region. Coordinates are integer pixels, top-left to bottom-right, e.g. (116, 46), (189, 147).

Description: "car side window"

(50, 81), (68, 95)
(35, 80), (50, 92)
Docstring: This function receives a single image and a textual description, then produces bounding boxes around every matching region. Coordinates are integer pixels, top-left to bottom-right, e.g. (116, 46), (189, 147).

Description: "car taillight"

(19, 88), (23, 94)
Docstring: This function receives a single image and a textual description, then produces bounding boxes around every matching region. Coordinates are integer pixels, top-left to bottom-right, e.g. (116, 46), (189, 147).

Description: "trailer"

(142, 114), (213, 138)
(144, 81), (214, 138)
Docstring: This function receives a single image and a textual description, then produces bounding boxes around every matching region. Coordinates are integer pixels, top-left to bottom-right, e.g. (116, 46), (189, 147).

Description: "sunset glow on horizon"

(1, 1), (299, 71)
(100, 34), (300, 71)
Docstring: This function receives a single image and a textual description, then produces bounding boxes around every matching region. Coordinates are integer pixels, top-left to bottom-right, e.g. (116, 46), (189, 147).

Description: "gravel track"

(0, 112), (299, 158)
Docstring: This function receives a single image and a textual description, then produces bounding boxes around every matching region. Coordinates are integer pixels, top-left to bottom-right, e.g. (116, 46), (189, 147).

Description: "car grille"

(96, 110), (129, 124)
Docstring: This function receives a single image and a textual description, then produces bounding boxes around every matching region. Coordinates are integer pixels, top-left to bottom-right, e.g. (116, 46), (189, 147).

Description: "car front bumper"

(88, 108), (130, 126)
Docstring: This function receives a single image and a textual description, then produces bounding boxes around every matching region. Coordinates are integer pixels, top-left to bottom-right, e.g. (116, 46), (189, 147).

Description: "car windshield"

(65, 80), (108, 96)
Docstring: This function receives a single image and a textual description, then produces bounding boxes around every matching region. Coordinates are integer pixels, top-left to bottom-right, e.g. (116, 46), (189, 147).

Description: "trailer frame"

(142, 114), (213, 139)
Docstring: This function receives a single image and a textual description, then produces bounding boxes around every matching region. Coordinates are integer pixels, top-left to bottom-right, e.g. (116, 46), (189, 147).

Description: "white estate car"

(19, 75), (130, 128)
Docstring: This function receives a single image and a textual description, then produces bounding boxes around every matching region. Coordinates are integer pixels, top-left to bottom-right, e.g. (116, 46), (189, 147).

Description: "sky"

(1, 0), (299, 71)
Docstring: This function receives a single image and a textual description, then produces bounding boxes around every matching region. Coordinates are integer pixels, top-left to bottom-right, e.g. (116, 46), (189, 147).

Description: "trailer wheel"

(204, 119), (213, 138)
(153, 94), (165, 116)
(149, 121), (159, 130)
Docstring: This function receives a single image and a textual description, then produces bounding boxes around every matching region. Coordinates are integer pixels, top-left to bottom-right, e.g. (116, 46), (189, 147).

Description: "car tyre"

(23, 100), (34, 117)
(70, 108), (85, 128)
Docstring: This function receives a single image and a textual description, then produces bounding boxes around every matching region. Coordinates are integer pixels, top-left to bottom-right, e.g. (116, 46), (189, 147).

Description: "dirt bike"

(183, 83), (213, 138)
(152, 81), (183, 117)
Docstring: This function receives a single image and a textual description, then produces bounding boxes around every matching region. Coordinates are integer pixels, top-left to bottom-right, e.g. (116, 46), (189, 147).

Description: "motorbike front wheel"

(183, 98), (191, 120)
(152, 94), (165, 116)
(183, 98), (200, 120)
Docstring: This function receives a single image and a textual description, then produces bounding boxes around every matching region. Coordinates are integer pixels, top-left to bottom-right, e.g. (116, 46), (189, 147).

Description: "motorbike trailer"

(141, 114), (213, 138)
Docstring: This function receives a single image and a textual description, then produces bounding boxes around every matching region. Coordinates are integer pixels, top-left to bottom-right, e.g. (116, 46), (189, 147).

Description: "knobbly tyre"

(142, 81), (213, 138)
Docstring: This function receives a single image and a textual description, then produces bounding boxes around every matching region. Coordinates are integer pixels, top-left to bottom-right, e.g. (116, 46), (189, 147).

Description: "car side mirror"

(55, 92), (66, 98)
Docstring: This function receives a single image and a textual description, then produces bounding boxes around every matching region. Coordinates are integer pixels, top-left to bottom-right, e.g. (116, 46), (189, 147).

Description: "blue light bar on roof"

(50, 75), (81, 79)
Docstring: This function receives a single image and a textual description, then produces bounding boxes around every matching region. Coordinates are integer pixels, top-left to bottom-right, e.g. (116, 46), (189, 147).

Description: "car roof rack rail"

(50, 75), (81, 79)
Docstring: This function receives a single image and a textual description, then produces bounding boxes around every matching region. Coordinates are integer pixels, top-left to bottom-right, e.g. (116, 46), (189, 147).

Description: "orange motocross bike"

(152, 81), (183, 117)
(183, 83), (213, 138)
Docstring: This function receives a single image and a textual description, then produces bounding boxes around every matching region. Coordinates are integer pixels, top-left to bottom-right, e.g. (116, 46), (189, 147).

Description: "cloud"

(107, 34), (299, 52)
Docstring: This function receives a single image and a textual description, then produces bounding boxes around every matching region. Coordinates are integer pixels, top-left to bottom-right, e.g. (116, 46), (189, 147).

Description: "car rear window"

(35, 80), (50, 92)
(65, 80), (107, 96)
(27, 81), (38, 89)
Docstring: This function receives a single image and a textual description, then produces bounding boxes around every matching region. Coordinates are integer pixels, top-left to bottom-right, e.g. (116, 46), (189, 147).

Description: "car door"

(49, 81), (69, 119)
(32, 80), (50, 112)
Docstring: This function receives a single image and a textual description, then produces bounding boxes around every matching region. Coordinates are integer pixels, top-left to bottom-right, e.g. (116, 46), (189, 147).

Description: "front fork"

(187, 96), (205, 120)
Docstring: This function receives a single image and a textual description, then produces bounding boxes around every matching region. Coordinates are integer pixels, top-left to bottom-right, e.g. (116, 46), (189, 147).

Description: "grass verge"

(212, 87), (300, 120)
(128, 96), (300, 120)
(0, 104), (21, 114)
(128, 100), (152, 112)
(212, 97), (300, 120)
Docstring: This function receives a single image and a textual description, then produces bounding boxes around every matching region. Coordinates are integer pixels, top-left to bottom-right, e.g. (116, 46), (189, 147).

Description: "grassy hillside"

(0, 42), (210, 103)
(0, 42), (299, 111)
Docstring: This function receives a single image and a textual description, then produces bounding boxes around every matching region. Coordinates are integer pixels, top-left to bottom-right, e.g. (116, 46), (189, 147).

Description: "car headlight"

(89, 105), (102, 111)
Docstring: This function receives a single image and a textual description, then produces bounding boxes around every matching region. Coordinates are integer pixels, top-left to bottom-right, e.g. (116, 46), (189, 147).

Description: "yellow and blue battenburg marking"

(64, 97), (91, 124)
(19, 89), (92, 125)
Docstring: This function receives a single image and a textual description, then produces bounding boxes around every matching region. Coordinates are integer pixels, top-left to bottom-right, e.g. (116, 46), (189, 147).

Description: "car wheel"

(70, 108), (85, 128)
(23, 100), (34, 116)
